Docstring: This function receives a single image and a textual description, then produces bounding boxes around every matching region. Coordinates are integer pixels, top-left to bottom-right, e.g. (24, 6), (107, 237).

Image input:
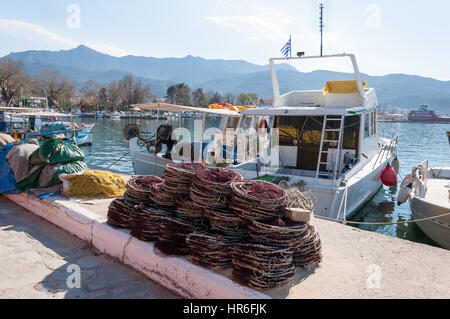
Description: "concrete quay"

(2, 189), (449, 299)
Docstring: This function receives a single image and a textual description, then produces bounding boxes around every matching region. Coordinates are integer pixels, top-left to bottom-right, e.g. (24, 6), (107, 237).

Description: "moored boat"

(127, 53), (399, 220)
(400, 162), (450, 250)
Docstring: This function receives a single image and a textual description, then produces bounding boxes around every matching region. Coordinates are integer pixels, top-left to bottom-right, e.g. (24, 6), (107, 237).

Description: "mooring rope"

(316, 212), (450, 227)
(106, 151), (130, 169)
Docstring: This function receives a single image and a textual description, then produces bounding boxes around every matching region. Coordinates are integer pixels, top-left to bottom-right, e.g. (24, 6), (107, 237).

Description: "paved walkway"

(0, 197), (179, 299)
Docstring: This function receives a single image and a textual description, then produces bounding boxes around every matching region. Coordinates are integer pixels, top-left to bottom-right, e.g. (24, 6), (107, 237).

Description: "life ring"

(258, 119), (270, 138)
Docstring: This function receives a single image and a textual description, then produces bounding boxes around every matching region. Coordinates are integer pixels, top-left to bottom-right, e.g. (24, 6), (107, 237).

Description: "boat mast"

(320, 3), (324, 57)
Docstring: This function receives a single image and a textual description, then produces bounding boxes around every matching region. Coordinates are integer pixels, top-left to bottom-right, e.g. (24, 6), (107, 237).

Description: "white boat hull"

(410, 197), (450, 250)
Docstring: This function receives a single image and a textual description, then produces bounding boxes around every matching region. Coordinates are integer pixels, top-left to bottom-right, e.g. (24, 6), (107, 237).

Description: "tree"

(192, 88), (208, 108)
(223, 92), (236, 105)
(0, 59), (31, 106)
(236, 93), (258, 106)
(118, 74), (151, 107)
(106, 81), (121, 111)
(166, 83), (191, 106)
(35, 69), (74, 109)
(205, 90), (222, 105)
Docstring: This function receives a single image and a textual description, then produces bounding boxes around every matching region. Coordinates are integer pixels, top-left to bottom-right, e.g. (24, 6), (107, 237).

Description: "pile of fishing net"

(163, 163), (206, 197)
(130, 206), (173, 242)
(190, 169), (243, 209)
(155, 216), (207, 255)
(61, 170), (127, 199)
(204, 207), (247, 240)
(230, 180), (286, 221)
(107, 198), (134, 228)
(186, 232), (238, 270)
(292, 225), (323, 268)
(232, 243), (296, 290)
(190, 168), (246, 238)
(176, 199), (210, 227)
(247, 217), (310, 250)
(124, 176), (163, 206)
(149, 182), (178, 209)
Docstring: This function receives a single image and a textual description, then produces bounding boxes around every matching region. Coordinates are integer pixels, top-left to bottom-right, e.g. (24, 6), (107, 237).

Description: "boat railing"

(372, 134), (398, 170)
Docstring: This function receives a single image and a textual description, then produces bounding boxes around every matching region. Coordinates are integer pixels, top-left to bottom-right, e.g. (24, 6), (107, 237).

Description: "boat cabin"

(235, 54), (381, 184)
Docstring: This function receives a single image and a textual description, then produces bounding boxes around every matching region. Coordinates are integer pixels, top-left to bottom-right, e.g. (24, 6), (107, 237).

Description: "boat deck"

(425, 179), (450, 208)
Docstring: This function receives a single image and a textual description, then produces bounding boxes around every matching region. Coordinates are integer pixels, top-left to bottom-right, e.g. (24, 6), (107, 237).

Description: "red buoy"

(381, 163), (398, 187)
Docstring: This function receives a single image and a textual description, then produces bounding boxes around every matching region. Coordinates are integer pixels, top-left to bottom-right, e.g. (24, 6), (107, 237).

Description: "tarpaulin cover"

(323, 80), (367, 96)
(0, 143), (21, 194)
(29, 139), (85, 165)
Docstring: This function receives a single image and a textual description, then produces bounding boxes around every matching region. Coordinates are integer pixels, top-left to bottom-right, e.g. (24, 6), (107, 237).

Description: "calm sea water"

(77, 118), (450, 246)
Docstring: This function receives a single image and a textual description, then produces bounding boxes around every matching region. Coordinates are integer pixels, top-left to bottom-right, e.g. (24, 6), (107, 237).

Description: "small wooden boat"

(405, 162), (450, 250)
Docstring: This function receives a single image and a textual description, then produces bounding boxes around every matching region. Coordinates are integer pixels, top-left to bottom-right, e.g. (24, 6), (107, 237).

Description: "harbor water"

(78, 117), (450, 247)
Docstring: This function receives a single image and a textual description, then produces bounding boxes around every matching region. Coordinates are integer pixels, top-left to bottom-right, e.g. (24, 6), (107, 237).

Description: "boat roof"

(240, 105), (371, 116)
(5, 111), (72, 117)
(133, 103), (241, 117)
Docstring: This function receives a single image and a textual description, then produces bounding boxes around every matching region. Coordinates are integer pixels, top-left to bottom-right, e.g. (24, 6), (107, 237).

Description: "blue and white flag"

(281, 38), (291, 57)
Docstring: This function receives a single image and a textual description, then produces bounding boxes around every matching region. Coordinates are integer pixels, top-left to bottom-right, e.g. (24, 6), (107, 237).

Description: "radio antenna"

(319, 3), (324, 56)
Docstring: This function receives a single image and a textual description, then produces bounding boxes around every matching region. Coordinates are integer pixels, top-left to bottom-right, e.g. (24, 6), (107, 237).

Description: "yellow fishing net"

(64, 170), (127, 199)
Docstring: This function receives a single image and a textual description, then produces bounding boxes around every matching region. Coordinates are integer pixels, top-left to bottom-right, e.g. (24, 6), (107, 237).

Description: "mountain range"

(2, 45), (450, 113)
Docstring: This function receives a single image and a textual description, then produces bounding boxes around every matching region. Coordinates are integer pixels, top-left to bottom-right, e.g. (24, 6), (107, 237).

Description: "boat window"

(364, 113), (370, 138)
(226, 117), (240, 130)
(240, 116), (254, 131)
(274, 116), (303, 146)
(373, 110), (377, 135)
(342, 115), (360, 151)
(369, 112), (374, 136)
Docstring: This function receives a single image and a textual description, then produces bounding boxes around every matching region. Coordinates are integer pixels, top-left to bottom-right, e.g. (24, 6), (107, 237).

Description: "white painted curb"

(5, 193), (270, 299)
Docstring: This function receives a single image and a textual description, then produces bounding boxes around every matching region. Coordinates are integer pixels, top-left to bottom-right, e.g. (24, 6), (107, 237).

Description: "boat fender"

(381, 163), (398, 187)
(392, 157), (400, 175)
(397, 183), (413, 206)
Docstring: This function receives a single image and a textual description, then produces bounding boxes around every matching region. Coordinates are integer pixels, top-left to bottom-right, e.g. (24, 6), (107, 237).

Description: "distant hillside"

(2, 45), (450, 113)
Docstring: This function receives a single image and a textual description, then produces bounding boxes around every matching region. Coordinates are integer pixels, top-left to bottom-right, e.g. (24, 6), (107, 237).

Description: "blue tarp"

(0, 143), (21, 194)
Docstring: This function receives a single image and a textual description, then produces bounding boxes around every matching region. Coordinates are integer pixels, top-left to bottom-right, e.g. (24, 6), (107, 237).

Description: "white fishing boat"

(128, 103), (243, 177)
(127, 54), (398, 220)
(229, 53), (399, 220)
(400, 162), (450, 250)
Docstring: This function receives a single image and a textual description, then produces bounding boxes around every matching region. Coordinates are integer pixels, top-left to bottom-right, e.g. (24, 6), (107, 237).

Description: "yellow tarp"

(323, 80), (367, 96)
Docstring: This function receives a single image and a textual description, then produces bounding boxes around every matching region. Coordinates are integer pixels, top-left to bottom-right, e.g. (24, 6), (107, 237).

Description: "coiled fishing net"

(292, 225), (323, 268)
(130, 205), (174, 242)
(230, 180), (286, 221)
(190, 169), (243, 209)
(155, 216), (207, 256)
(107, 198), (134, 228)
(247, 217), (310, 249)
(124, 176), (163, 206)
(163, 163), (206, 197)
(149, 182), (178, 208)
(204, 208), (248, 240)
(176, 199), (209, 226)
(187, 232), (238, 270)
(232, 243), (296, 290)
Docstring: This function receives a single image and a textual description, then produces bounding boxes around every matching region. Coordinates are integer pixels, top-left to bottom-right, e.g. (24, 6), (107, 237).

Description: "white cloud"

(205, 14), (292, 41)
(0, 19), (130, 57)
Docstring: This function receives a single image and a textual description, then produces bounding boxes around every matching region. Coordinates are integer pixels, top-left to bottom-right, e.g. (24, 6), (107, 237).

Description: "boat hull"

(410, 197), (450, 250)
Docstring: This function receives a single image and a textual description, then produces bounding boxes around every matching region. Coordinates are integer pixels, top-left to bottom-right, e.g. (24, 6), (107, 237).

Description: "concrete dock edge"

(4, 193), (270, 299)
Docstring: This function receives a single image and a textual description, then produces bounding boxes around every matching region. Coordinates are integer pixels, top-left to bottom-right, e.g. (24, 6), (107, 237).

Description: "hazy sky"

(1, 0), (449, 80)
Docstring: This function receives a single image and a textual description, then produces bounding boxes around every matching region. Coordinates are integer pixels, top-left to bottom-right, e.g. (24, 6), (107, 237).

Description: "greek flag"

(281, 38), (291, 57)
